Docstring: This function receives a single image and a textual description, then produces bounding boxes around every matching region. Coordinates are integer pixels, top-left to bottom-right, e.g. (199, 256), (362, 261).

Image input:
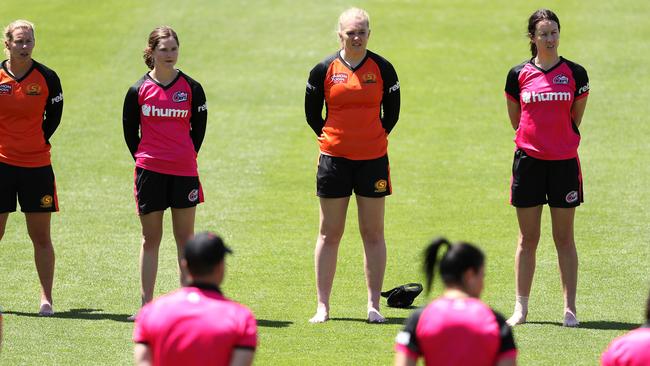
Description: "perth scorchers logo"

(40, 195), (53, 208)
(362, 72), (377, 83)
(374, 179), (388, 193)
(26, 83), (42, 95)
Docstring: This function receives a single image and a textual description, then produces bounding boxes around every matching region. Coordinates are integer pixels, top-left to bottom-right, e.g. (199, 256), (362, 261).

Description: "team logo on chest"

(553, 74), (569, 85)
(362, 72), (377, 83)
(26, 83), (42, 95)
(0, 84), (13, 95)
(172, 91), (188, 102)
(331, 73), (349, 84)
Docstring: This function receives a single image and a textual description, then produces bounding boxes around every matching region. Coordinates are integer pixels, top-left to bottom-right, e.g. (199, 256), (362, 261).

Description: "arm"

(133, 343), (152, 366)
(496, 357), (517, 366)
(229, 349), (255, 366)
(394, 351), (417, 366)
(122, 86), (142, 160)
(304, 63), (327, 136)
(379, 59), (400, 134)
(506, 99), (521, 130)
(189, 82), (208, 152)
(571, 96), (588, 128)
(42, 70), (64, 141)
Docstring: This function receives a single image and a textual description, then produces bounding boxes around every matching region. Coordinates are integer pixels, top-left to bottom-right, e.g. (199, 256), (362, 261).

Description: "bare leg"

(310, 197), (349, 323)
(139, 211), (164, 306)
(171, 207), (196, 286)
(550, 207), (579, 327)
(507, 206), (543, 325)
(357, 196), (386, 323)
(25, 213), (55, 315)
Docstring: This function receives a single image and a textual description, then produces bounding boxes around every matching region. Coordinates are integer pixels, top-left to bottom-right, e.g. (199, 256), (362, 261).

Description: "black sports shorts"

(316, 154), (391, 198)
(0, 162), (58, 213)
(134, 167), (204, 215)
(510, 149), (582, 208)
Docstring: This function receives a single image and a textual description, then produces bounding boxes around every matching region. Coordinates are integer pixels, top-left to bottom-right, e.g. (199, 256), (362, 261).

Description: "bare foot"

(38, 303), (54, 317)
(563, 311), (579, 327)
(367, 308), (385, 323)
(506, 311), (527, 326)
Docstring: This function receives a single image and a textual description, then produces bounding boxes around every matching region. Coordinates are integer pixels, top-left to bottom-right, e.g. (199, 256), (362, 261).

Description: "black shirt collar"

(188, 282), (222, 294)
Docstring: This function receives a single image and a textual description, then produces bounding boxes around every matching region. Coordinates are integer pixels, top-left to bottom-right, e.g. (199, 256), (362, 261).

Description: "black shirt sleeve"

(304, 59), (330, 136)
(122, 79), (144, 160)
(505, 61), (526, 101)
(491, 309), (517, 356)
(38, 64), (63, 142)
(396, 307), (424, 356)
(372, 52), (400, 134)
(565, 60), (590, 98)
(186, 76), (207, 153)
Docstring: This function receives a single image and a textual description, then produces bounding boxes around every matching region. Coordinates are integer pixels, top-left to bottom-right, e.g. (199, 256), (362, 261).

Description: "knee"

(141, 234), (162, 250)
(359, 228), (384, 246)
(518, 232), (540, 251)
(553, 235), (575, 250)
(318, 232), (343, 246)
(32, 237), (53, 250)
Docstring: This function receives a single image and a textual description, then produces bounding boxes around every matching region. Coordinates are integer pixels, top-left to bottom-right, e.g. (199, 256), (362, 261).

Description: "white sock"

(506, 296), (528, 326)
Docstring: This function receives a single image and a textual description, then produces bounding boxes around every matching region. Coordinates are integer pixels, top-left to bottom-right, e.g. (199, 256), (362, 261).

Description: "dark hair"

(423, 237), (485, 293)
(143, 26), (179, 70)
(527, 9), (560, 57)
(183, 232), (231, 277)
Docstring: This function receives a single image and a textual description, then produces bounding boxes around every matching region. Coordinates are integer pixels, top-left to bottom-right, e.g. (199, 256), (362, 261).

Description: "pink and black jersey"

(123, 71), (207, 176)
(395, 297), (516, 366)
(601, 324), (650, 366)
(133, 284), (257, 366)
(505, 57), (589, 160)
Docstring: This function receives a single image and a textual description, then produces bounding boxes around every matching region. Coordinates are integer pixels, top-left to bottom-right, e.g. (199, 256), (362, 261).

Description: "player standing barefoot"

(123, 26), (207, 319)
(304, 7), (400, 323)
(504, 9), (589, 327)
(0, 20), (64, 316)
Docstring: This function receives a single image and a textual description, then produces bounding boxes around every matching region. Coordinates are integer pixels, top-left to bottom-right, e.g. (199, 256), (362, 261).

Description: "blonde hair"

(4, 20), (35, 57)
(4, 19), (35, 42)
(337, 7), (370, 32)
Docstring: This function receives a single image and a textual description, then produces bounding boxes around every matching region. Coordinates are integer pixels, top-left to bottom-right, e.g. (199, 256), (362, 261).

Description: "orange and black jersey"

(0, 60), (63, 167)
(305, 50), (400, 160)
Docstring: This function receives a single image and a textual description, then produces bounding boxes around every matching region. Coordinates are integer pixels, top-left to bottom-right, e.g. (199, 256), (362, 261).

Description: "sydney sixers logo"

(172, 91), (188, 102)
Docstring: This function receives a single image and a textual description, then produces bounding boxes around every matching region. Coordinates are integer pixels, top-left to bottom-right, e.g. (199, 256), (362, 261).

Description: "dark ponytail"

(423, 237), (485, 293)
(527, 9), (560, 57)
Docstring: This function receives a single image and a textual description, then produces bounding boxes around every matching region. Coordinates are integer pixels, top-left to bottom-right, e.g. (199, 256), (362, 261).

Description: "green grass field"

(1, 1), (649, 364)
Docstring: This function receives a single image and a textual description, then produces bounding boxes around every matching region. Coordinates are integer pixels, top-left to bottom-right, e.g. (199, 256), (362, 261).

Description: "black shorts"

(316, 154), (391, 198)
(510, 149), (583, 208)
(0, 162), (58, 213)
(134, 167), (204, 215)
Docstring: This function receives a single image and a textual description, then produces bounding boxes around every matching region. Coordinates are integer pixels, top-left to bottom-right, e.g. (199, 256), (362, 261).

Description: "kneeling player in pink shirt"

(133, 232), (257, 366)
(601, 290), (650, 366)
(394, 238), (517, 366)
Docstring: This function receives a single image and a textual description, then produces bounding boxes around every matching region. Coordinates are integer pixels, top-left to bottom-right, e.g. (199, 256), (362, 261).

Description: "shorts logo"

(26, 83), (42, 95)
(362, 72), (377, 83)
(553, 74), (569, 85)
(0, 84), (13, 95)
(40, 195), (53, 208)
(565, 190), (579, 203)
(331, 73), (349, 84)
(374, 179), (388, 193)
(188, 189), (199, 202)
(172, 91), (188, 102)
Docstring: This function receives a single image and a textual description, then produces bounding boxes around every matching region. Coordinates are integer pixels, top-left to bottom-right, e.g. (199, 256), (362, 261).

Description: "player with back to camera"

(504, 9), (589, 327)
(0, 20), (64, 316)
(123, 26), (207, 320)
(394, 238), (517, 366)
(133, 232), (257, 366)
(304, 7), (400, 324)
(600, 289), (650, 365)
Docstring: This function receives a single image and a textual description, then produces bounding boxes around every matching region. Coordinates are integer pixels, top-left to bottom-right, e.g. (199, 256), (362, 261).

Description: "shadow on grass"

(4, 308), (132, 323)
(256, 319), (293, 328)
(330, 317), (407, 325)
(526, 320), (639, 330)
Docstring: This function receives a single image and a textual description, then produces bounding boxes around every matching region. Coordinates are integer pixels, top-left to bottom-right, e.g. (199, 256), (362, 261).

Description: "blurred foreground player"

(133, 232), (257, 366)
(1, 20), (64, 316)
(601, 290), (650, 366)
(394, 238), (517, 366)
